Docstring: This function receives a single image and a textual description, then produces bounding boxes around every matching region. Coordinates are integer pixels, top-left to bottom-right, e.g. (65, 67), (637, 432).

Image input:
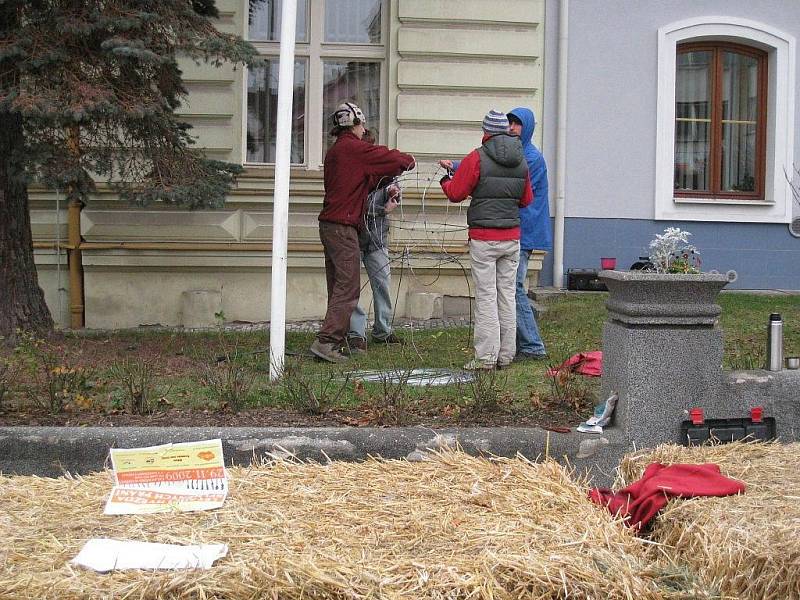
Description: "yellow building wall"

(31, 0), (547, 329)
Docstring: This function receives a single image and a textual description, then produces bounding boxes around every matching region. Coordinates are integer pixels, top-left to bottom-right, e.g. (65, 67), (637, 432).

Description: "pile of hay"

(616, 442), (800, 600)
(0, 452), (677, 599)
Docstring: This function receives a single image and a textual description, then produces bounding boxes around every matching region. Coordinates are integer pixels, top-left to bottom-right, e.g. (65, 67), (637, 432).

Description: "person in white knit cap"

(438, 110), (533, 370)
(311, 102), (415, 364)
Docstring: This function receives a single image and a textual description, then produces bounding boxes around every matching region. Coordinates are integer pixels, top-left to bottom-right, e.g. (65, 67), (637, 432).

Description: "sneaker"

(342, 337), (367, 355)
(463, 359), (496, 371)
(310, 339), (349, 364)
(496, 360), (513, 370)
(515, 352), (548, 362)
(371, 332), (404, 345)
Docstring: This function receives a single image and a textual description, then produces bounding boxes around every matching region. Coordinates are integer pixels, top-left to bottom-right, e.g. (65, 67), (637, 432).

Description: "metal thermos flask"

(767, 313), (783, 371)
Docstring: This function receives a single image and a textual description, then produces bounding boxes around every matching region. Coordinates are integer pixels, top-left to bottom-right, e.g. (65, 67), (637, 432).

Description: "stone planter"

(597, 269), (729, 447)
(599, 269), (729, 325)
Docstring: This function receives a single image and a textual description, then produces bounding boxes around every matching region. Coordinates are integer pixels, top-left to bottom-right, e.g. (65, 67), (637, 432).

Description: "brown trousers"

(317, 221), (362, 344)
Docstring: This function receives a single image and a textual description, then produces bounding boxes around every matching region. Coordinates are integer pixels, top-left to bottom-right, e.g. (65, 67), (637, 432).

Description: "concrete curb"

(0, 426), (628, 485)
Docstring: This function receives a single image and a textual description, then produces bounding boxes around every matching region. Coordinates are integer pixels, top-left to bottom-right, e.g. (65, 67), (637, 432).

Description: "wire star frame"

(354, 163), (476, 358)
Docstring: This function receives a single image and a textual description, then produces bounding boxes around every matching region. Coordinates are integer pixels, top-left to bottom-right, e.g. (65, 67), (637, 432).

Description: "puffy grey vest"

(467, 135), (527, 229)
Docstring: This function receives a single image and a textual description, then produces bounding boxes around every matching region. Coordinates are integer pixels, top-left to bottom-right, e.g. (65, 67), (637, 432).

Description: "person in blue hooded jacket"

(506, 107), (549, 360)
(439, 107), (550, 360)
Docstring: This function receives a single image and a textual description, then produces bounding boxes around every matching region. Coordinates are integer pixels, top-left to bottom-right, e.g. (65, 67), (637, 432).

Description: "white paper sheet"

(71, 538), (228, 572)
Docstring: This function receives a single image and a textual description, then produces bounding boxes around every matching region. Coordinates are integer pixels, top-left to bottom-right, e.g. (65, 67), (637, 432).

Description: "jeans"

(317, 222), (362, 345)
(516, 248), (546, 355)
(469, 239), (519, 365)
(349, 247), (394, 340)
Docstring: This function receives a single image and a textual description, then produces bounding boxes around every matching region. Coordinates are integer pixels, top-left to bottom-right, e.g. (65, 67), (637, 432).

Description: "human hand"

(384, 196), (399, 213)
(438, 159), (453, 170)
(387, 184), (400, 199)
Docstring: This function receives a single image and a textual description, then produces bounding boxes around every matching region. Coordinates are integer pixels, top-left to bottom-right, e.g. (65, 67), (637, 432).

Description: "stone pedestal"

(598, 270), (729, 447)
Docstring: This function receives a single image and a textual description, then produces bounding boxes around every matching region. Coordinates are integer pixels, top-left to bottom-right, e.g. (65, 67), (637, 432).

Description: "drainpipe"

(66, 198), (84, 328)
(269, 0), (297, 380)
(66, 126), (85, 328)
(553, 0), (569, 289)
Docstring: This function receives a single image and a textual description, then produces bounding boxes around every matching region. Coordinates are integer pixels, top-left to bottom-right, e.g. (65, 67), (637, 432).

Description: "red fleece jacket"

(589, 463), (746, 530)
(440, 134), (533, 241)
(321, 132), (415, 227)
(546, 351), (603, 377)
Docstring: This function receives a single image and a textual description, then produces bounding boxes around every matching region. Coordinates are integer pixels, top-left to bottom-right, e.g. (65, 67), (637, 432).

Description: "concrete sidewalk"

(0, 425), (626, 485)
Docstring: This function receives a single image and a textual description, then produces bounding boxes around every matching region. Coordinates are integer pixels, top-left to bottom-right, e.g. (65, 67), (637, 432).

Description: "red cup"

(600, 257), (617, 270)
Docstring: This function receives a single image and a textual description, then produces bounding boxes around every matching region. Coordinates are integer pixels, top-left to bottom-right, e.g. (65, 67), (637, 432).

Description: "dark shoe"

(515, 352), (548, 362)
(310, 339), (349, 363)
(372, 332), (404, 345)
(342, 337), (367, 355)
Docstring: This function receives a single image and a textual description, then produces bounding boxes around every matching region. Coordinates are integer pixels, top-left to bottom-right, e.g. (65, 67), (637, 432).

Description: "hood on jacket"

(508, 107), (536, 148)
(482, 133), (524, 168)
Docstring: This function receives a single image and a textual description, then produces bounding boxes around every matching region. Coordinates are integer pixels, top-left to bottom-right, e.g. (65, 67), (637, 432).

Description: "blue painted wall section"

(537, 218), (800, 290)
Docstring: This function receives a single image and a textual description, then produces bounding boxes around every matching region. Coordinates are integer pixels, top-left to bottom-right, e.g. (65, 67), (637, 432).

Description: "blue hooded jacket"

(508, 107), (551, 251)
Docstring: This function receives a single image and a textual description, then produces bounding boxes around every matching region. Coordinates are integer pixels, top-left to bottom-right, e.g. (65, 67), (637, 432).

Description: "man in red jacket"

(310, 102), (415, 363)
(439, 109), (533, 369)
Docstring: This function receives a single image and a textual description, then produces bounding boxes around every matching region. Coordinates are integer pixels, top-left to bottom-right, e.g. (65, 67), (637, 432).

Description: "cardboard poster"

(104, 439), (228, 515)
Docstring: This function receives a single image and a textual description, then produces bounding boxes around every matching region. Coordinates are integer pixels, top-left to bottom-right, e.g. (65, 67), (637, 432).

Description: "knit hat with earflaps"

(482, 109), (509, 135)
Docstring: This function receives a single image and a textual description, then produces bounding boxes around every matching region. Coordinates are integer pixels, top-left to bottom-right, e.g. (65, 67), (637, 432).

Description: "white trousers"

(469, 239), (520, 365)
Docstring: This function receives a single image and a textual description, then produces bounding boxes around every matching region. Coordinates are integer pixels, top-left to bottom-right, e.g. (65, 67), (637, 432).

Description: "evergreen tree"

(0, 0), (259, 336)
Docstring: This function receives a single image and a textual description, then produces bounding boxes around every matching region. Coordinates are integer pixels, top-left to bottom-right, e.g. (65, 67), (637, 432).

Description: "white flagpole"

(269, 0), (298, 380)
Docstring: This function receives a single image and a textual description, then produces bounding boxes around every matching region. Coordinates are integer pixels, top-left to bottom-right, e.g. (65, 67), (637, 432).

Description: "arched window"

(674, 42), (767, 200)
(655, 17), (795, 223)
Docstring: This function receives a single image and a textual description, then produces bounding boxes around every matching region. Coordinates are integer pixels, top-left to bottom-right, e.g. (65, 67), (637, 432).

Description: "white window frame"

(655, 17), (795, 223)
(241, 0), (388, 170)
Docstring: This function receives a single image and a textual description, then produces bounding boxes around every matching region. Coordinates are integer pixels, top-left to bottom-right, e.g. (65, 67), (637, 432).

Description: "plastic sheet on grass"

(348, 368), (474, 386)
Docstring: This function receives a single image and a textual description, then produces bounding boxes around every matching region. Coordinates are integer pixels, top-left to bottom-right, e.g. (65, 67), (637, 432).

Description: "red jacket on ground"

(440, 134), (533, 241)
(546, 351), (603, 377)
(320, 132), (414, 227)
(589, 463), (746, 530)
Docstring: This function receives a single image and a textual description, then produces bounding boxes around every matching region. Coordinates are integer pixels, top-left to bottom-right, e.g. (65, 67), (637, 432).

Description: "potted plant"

(647, 227), (701, 274)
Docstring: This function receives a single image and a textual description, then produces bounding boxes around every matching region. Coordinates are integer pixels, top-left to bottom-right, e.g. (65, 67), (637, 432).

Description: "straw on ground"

(616, 441), (800, 600)
(0, 451), (688, 600)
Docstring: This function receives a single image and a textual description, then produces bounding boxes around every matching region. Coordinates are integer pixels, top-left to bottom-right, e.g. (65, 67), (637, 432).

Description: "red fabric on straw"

(589, 463), (746, 529)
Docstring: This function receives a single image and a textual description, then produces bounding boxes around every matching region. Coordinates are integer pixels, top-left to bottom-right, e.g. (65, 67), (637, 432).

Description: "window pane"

(721, 123), (756, 192)
(720, 51), (759, 192)
(674, 50), (712, 191)
(721, 51), (759, 121)
(246, 59), (306, 164)
(324, 0), (382, 43)
(249, 0), (307, 42)
(675, 120), (710, 191)
(322, 61), (380, 153)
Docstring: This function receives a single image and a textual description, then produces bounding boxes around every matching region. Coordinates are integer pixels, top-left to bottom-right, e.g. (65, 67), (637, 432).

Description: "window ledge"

(673, 197), (774, 206)
(240, 165), (324, 180)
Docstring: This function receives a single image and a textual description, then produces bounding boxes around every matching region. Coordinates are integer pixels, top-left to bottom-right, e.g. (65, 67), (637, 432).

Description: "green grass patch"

(1, 292), (796, 424)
